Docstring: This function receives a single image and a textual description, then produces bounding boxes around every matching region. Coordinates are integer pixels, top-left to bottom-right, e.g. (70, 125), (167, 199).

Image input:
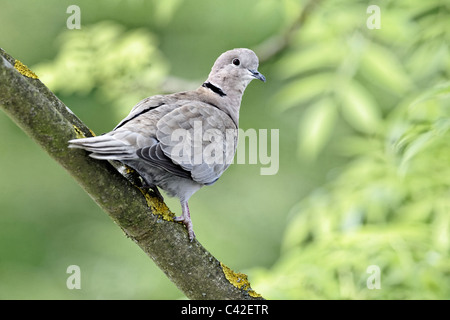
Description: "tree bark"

(0, 48), (262, 300)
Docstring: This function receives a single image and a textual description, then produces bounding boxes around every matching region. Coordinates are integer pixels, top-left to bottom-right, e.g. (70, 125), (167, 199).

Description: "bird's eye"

(232, 58), (240, 66)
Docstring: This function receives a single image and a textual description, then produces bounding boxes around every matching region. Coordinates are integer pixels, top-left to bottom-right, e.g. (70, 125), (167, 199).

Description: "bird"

(68, 48), (266, 241)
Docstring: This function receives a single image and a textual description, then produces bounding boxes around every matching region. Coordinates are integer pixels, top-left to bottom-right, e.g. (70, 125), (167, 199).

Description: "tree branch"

(0, 48), (262, 300)
(256, 0), (322, 63)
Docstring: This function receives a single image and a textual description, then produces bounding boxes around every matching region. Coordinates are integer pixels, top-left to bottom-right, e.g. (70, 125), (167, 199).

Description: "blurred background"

(0, 0), (449, 299)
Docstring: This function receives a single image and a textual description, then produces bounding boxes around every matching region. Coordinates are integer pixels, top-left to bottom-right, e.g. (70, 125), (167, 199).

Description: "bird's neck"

(199, 76), (251, 126)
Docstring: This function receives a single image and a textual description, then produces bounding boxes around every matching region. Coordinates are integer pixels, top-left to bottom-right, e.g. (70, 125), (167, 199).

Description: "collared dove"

(69, 48), (265, 241)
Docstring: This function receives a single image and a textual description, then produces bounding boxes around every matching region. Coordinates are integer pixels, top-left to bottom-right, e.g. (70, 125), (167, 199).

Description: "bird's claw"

(174, 215), (195, 241)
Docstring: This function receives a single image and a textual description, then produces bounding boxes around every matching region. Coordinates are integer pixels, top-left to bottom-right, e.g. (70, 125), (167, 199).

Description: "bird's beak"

(249, 69), (266, 82)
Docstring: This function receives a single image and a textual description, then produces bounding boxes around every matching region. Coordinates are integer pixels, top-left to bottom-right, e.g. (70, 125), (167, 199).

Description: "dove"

(69, 48), (266, 241)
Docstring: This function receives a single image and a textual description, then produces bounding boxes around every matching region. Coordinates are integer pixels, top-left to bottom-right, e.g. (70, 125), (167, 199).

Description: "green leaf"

(298, 98), (337, 159)
(273, 73), (332, 112)
(339, 80), (381, 134)
(360, 43), (413, 95)
(275, 42), (343, 80)
(399, 131), (435, 172)
(406, 43), (448, 81)
(410, 81), (450, 108)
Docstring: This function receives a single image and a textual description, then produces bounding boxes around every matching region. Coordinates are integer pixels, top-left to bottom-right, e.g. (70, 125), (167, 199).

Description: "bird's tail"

(68, 132), (137, 160)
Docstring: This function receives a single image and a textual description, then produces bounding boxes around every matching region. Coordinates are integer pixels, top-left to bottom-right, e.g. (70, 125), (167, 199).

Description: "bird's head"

(206, 48), (266, 95)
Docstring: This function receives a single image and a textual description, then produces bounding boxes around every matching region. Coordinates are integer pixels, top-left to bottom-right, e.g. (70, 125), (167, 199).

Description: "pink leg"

(174, 201), (195, 241)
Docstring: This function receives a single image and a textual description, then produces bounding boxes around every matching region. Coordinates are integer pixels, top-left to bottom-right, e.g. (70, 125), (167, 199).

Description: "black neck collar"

(202, 81), (227, 97)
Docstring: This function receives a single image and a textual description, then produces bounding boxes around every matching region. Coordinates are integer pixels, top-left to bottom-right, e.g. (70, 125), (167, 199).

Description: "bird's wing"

(113, 95), (167, 131)
(136, 103), (238, 185)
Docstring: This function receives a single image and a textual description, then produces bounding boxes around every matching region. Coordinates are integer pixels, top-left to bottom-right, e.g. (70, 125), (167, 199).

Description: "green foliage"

(251, 0), (450, 299)
(33, 21), (169, 117)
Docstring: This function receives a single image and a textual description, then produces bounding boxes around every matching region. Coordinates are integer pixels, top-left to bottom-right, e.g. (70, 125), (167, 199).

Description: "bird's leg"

(174, 201), (195, 241)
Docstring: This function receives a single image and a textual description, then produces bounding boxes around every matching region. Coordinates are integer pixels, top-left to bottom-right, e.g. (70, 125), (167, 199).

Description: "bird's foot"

(174, 215), (195, 242)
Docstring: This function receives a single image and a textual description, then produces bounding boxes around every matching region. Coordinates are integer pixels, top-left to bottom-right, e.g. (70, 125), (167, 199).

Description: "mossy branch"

(0, 48), (262, 300)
